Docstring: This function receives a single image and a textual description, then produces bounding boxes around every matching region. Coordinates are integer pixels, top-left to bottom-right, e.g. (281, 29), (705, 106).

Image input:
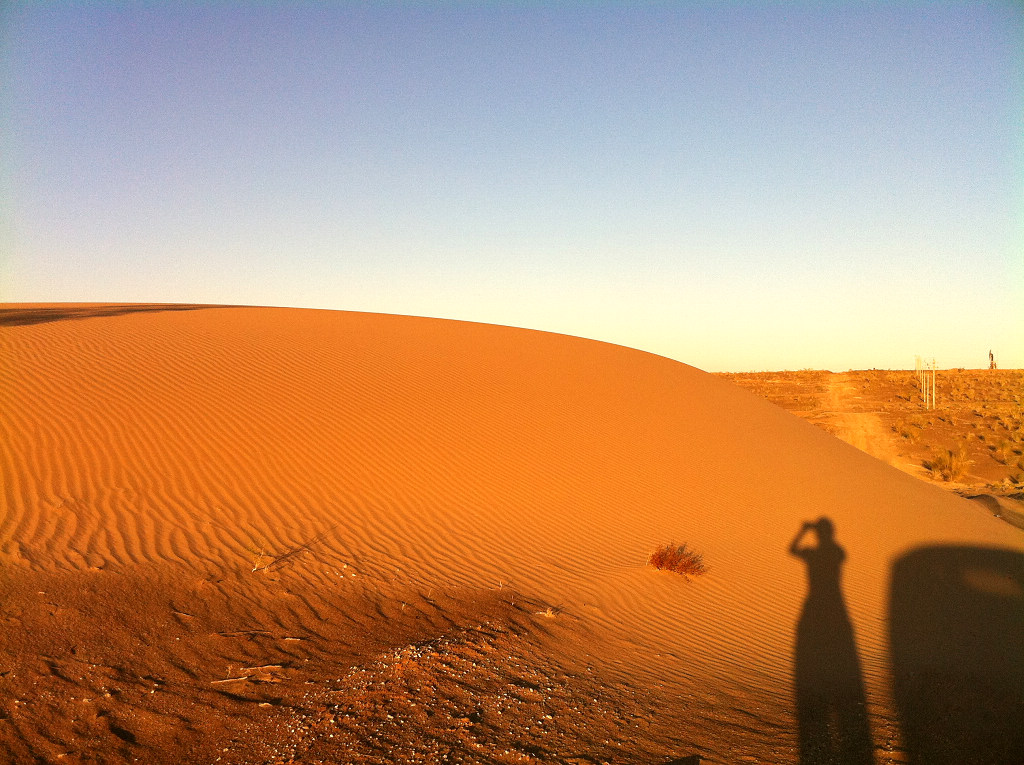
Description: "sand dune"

(1, 304), (1021, 764)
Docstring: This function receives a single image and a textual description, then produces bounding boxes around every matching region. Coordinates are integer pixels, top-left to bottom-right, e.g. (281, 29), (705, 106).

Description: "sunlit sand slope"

(1, 304), (1020, 764)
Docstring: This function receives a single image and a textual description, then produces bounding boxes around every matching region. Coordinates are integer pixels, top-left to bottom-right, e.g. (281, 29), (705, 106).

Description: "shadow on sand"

(790, 518), (873, 765)
(0, 304), (220, 327)
(790, 520), (1024, 765)
(889, 545), (1024, 765)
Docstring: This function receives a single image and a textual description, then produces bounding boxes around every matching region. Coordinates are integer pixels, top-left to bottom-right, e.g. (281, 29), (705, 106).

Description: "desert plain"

(717, 369), (1024, 527)
(1, 304), (1021, 764)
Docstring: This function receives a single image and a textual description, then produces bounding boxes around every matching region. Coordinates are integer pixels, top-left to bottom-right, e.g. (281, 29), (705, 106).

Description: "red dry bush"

(648, 543), (707, 579)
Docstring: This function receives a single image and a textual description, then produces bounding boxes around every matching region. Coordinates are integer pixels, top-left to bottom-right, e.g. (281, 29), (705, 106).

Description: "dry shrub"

(648, 543), (707, 579)
(993, 440), (1014, 465)
(924, 447), (972, 482)
(893, 422), (919, 442)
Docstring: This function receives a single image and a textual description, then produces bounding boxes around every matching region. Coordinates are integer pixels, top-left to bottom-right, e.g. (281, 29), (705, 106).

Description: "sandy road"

(821, 373), (906, 467)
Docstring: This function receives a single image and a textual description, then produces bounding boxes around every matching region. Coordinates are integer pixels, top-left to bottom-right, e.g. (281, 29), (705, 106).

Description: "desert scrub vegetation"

(924, 446), (973, 482)
(891, 421), (920, 442)
(648, 543), (707, 580)
(722, 368), (1024, 493)
(992, 440), (1015, 465)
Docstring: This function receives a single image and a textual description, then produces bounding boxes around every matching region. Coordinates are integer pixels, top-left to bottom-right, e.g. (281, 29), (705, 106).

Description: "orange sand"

(1, 304), (1021, 764)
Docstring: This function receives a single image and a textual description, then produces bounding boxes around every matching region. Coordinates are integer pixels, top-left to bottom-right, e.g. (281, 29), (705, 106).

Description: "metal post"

(921, 358), (929, 409)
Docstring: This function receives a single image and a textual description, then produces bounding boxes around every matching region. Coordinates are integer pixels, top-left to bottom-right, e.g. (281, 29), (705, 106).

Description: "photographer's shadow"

(789, 518), (873, 765)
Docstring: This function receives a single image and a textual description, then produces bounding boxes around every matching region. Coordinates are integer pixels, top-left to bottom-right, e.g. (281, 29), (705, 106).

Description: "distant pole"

(916, 356), (936, 410)
(924, 359), (934, 410)
(921, 356), (929, 409)
(930, 359), (936, 410)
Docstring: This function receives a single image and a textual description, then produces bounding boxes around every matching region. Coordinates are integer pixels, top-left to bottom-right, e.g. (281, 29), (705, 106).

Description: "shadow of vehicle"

(889, 545), (1024, 765)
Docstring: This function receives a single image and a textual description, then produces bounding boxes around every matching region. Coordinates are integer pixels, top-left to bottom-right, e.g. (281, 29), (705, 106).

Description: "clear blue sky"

(3, 2), (1021, 371)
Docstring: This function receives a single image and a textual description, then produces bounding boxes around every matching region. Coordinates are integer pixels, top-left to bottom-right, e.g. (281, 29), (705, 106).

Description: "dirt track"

(718, 368), (1024, 503)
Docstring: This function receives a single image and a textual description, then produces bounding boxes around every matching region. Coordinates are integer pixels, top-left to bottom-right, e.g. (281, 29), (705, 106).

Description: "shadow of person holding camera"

(789, 517), (873, 765)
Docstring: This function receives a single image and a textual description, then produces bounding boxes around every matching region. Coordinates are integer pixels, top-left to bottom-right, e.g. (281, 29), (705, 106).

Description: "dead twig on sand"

(252, 526), (336, 572)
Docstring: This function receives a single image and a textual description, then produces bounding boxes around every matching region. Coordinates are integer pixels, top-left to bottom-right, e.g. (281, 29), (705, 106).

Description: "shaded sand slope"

(1, 305), (1021, 764)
